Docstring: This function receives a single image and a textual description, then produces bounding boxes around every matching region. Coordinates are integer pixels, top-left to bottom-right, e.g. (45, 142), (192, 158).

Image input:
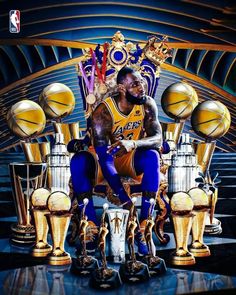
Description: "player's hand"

(107, 140), (136, 157)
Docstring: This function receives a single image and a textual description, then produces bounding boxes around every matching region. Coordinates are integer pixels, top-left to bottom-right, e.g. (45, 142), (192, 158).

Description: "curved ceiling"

(0, 0), (235, 152)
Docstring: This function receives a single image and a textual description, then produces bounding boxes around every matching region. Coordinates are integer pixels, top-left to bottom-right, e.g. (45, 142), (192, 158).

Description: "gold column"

(53, 122), (81, 145)
(193, 141), (216, 175)
(161, 122), (185, 144)
(21, 141), (50, 163)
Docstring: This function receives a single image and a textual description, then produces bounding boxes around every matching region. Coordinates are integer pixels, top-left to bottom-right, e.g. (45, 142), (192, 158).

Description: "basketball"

(31, 188), (51, 208)
(191, 100), (231, 140)
(47, 191), (71, 212)
(161, 82), (198, 120)
(188, 188), (209, 207)
(6, 100), (46, 138)
(170, 192), (194, 212)
(39, 83), (75, 119)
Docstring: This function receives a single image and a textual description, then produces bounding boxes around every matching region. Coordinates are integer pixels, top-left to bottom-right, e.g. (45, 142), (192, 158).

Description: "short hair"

(116, 67), (135, 84)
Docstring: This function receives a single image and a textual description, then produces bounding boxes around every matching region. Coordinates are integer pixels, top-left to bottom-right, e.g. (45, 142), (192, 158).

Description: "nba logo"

(9, 10), (20, 33)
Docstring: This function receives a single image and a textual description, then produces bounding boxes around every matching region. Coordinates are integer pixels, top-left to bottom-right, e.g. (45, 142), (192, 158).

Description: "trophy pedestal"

(189, 242), (210, 257)
(10, 223), (35, 244)
(32, 242), (52, 257)
(48, 252), (71, 266)
(142, 255), (167, 276)
(71, 256), (99, 275)
(204, 216), (222, 235)
(90, 268), (122, 289)
(119, 260), (150, 283)
(171, 249), (195, 265)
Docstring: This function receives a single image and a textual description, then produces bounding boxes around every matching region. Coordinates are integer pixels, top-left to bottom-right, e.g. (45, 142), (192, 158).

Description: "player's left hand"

(107, 140), (135, 157)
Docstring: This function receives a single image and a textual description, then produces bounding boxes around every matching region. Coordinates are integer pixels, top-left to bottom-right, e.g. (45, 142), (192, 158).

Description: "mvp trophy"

(107, 208), (129, 263)
(31, 188), (52, 257)
(120, 197), (150, 283)
(170, 192), (195, 266)
(46, 191), (72, 265)
(90, 203), (122, 289)
(71, 198), (98, 275)
(143, 199), (167, 276)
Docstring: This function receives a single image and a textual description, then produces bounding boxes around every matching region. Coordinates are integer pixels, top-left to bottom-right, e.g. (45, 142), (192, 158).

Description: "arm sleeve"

(95, 146), (130, 204)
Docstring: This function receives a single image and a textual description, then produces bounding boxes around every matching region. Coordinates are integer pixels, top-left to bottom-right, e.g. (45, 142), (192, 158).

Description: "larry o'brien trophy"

(46, 191), (72, 265)
(107, 208), (129, 263)
(90, 203), (122, 289)
(31, 188), (52, 257)
(142, 199), (167, 276)
(188, 188), (211, 257)
(71, 198), (98, 275)
(120, 197), (150, 282)
(6, 100), (47, 244)
(170, 192), (195, 265)
(191, 100), (231, 234)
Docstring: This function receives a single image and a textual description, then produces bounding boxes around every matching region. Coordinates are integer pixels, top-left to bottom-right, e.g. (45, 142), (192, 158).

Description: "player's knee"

(70, 151), (91, 173)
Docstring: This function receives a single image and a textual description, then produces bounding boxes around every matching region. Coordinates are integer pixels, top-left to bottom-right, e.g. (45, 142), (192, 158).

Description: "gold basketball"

(6, 100), (46, 138)
(161, 82), (198, 120)
(188, 188), (209, 207)
(170, 192), (194, 212)
(47, 191), (71, 212)
(31, 188), (51, 208)
(191, 100), (231, 140)
(39, 83), (75, 119)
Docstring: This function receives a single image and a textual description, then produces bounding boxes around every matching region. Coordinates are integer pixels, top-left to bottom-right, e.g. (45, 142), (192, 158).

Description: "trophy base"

(171, 250), (195, 266)
(48, 252), (72, 266)
(142, 256), (167, 276)
(10, 223), (35, 245)
(90, 267), (122, 289)
(119, 260), (150, 283)
(204, 218), (222, 235)
(32, 243), (52, 257)
(189, 243), (211, 257)
(71, 256), (99, 275)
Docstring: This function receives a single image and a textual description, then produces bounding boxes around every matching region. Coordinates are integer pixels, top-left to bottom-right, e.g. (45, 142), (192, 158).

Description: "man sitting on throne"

(69, 67), (163, 255)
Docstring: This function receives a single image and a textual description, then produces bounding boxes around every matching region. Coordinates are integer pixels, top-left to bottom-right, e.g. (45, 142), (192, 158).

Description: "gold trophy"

(191, 100), (231, 235)
(53, 122), (81, 145)
(46, 191), (72, 265)
(170, 192), (195, 265)
(31, 188), (52, 257)
(71, 198), (99, 275)
(142, 198), (167, 276)
(188, 188), (211, 257)
(90, 203), (122, 289)
(119, 197), (150, 283)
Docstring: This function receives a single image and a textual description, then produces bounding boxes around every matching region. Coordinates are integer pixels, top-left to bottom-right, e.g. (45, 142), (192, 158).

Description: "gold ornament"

(47, 191), (71, 212)
(161, 82), (198, 120)
(6, 100), (46, 138)
(170, 192), (194, 213)
(31, 188), (51, 208)
(86, 93), (96, 105)
(191, 100), (231, 140)
(39, 83), (75, 119)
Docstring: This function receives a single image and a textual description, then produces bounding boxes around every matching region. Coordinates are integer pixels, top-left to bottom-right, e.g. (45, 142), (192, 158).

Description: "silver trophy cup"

(107, 209), (129, 263)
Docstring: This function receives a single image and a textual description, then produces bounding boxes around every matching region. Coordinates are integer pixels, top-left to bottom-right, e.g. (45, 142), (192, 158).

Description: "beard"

(126, 91), (147, 105)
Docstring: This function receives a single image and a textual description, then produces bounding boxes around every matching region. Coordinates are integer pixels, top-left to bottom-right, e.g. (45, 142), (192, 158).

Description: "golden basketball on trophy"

(6, 100), (46, 138)
(191, 100), (231, 140)
(161, 82), (198, 120)
(47, 191), (71, 212)
(39, 83), (75, 119)
(31, 188), (51, 208)
(170, 191), (194, 214)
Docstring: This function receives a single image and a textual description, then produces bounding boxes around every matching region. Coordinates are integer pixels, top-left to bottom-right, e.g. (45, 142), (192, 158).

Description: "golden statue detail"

(90, 203), (122, 289)
(143, 199), (167, 275)
(71, 198), (98, 275)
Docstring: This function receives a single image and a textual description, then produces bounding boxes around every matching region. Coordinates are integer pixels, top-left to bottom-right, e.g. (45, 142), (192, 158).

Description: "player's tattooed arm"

(92, 103), (113, 147)
(136, 97), (162, 149)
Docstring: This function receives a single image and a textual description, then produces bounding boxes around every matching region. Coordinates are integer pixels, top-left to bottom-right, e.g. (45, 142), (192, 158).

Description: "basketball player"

(69, 67), (162, 255)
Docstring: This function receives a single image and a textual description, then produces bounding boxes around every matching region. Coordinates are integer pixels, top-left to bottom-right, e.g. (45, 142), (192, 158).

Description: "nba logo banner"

(9, 10), (20, 33)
